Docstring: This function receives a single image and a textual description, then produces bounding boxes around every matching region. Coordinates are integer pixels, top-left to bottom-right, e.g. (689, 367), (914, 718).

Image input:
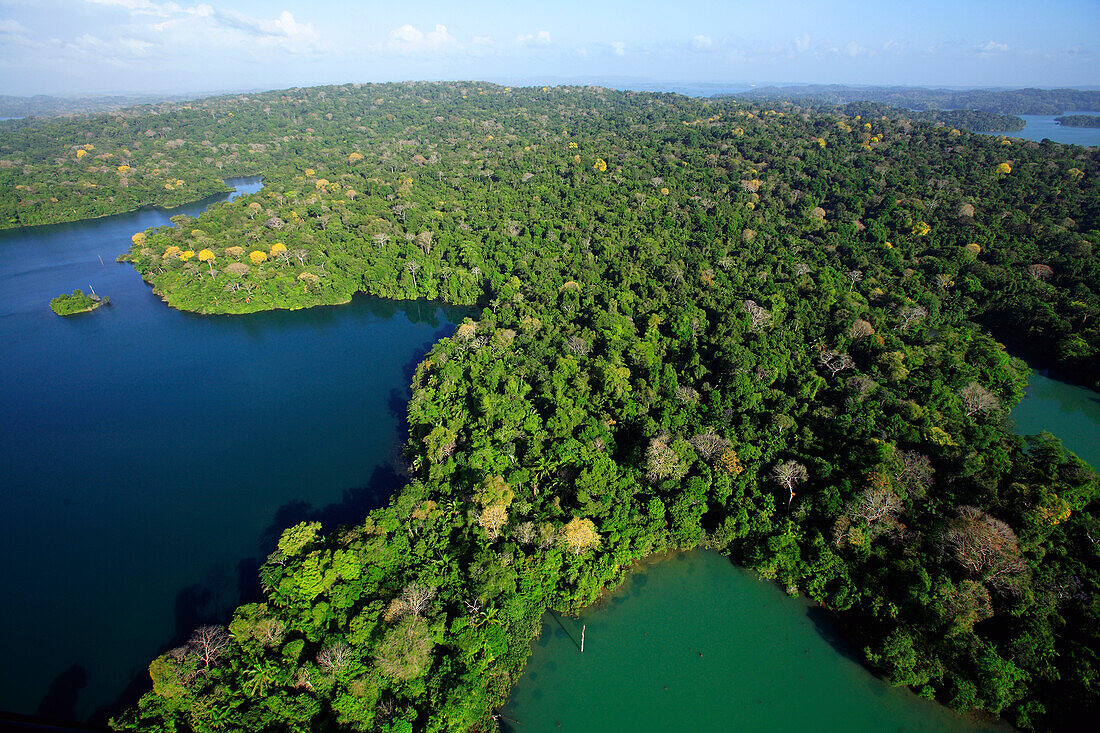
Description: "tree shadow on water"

(804, 604), (867, 668)
(259, 463), (406, 550)
(34, 663), (88, 721)
(90, 464), (407, 725)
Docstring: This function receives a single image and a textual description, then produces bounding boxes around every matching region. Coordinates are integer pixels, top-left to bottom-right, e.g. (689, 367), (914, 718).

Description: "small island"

(1054, 114), (1100, 128)
(49, 289), (107, 316)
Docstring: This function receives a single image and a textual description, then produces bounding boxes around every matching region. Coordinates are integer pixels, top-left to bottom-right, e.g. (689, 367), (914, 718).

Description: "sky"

(0, 0), (1097, 96)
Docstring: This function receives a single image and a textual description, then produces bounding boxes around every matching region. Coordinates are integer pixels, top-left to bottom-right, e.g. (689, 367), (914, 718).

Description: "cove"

(504, 369), (1100, 732)
(503, 550), (1005, 733)
(0, 178), (467, 721)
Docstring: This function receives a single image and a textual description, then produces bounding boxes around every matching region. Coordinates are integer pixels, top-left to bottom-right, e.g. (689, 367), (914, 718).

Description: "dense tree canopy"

(2, 82), (1097, 732)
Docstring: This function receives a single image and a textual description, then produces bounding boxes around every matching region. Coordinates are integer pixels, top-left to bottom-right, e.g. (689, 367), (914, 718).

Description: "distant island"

(1056, 115), (1100, 128)
(835, 101), (1025, 132)
(49, 289), (106, 315)
(732, 84), (1100, 116)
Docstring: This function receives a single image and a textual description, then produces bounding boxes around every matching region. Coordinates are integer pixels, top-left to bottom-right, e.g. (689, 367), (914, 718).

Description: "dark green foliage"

(5, 82), (1096, 732)
(737, 85), (1100, 116)
(1055, 115), (1100, 128)
(49, 288), (102, 315)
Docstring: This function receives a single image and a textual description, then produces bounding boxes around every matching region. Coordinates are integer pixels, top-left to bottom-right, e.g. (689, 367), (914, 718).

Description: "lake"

(0, 179), (466, 721)
(503, 370), (1100, 731)
(986, 112), (1100, 146)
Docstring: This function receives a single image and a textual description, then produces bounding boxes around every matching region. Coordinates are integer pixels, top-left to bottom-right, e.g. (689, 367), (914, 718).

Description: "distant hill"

(733, 85), (1100, 116)
(0, 93), (197, 118)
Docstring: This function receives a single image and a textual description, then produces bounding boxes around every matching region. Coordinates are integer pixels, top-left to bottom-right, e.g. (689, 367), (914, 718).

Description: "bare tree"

(416, 230), (434, 255)
(1026, 264), (1054, 281)
(316, 641), (351, 674)
(818, 349), (855, 377)
(896, 304), (928, 332)
(851, 484), (902, 529)
(960, 382), (1000, 417)
(189, 625), (231, 669)
(293, 248), (309, 266)
(771, 461), (808, 509)
(849, 318), (875, 339)
(846, 270), (863, 291)
(690, 431), (729, 462)
(941, 506), (1028, 595)
(893, 450), (934, 498)
(742, 299), (772, 332)
(646, 436), (686, 483)
(373, 232), (389, 250)
(566, 335), (591, 356)
(405, 261), (421, 290)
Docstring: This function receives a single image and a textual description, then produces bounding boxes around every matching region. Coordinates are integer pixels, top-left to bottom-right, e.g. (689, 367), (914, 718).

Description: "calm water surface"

(1012, 370), (1100, 469)
(504, 551), (1005, 733)
(0, 178), (465, 720)
(505, 371), (1100, 732)
(987, 112), (1100, 146)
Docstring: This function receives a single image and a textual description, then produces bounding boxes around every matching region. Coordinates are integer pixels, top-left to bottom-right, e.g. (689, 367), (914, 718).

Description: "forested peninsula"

(1, 83), (1098, 732)
(1055, 115), (1100, 128)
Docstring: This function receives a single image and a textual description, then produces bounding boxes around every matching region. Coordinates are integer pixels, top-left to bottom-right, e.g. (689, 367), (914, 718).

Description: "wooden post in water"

(580, 624), (585, 653)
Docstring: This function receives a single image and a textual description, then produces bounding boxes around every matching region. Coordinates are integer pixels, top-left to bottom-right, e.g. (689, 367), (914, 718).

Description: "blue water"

(987, 112), (1100, 146)
(0, 178), (465, 720)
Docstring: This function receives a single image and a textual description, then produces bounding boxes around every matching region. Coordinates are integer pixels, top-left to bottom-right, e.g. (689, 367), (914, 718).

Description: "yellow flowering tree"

(592, 158), (607, 172)
(131, 232), (146, 247)
(996, 162), (1012, 175)
(249, 250), (268, 264)
(197, 248), (216, 276)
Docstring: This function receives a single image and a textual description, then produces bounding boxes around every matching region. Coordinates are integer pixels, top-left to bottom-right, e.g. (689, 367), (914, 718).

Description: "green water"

(504, 551), (1003, 733)
(506, 369), (1100, 732)
(1012, 370), (1100, 469)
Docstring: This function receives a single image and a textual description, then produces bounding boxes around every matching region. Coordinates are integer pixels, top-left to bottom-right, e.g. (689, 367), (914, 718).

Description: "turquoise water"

(0, 180), (465, 720)
(1012, 370), (1100, 469)
(987, 113), (1100, 146)
(505, 369), (1100, 732)
(504, 551), (1005, 733)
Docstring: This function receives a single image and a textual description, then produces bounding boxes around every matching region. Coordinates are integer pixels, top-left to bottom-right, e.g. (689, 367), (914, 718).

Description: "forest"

(1, 82), (1098, 732)
(1055, 115), (1100, 128)
(735, 85), (1100, 115)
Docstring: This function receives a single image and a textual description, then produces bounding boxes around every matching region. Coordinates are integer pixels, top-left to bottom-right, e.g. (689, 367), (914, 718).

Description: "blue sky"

(0, 0), (1097, 95)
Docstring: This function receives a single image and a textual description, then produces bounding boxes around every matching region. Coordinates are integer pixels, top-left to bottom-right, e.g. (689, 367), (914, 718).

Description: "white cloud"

(979, 40), (1009, 53)
(386, 23), (458, 53)
(691, 34), (712, 50)
(0, 18), (29, 35)
(843, 40), (863, 57)
(794, 34), (810, 52)
(82, 0), (179, 16)
(516, 30), (551, 46)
